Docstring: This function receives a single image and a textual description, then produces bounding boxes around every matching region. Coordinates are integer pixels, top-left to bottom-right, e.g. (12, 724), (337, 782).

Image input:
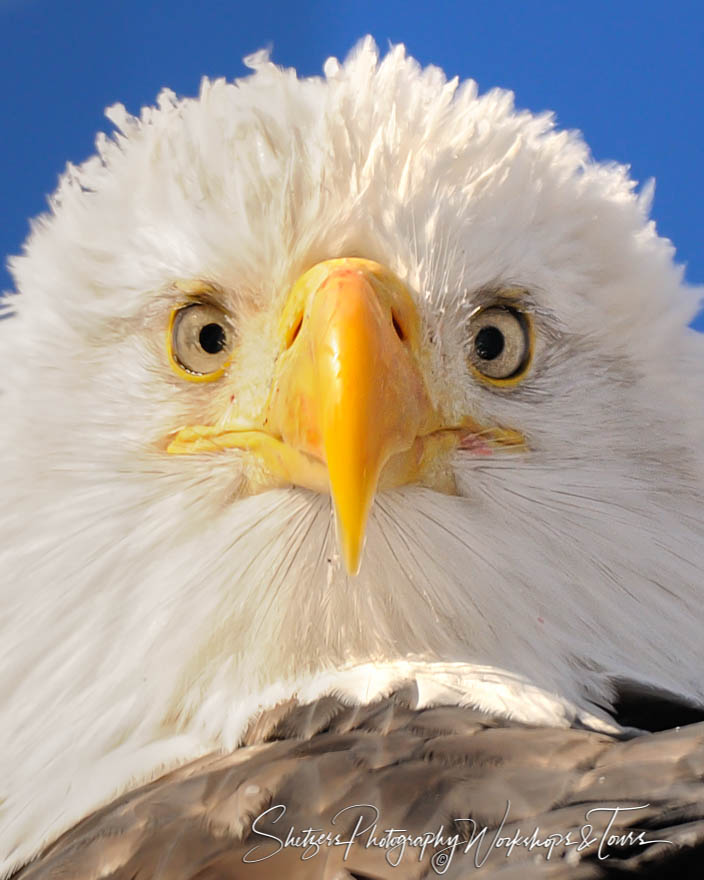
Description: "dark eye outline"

(167, 302), (234, 382)
(467, 302), (534, 388)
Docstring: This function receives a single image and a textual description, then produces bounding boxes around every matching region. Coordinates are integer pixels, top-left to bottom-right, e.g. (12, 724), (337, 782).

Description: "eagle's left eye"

(468, 305), (532, 385)
(168, 303), (233, 381)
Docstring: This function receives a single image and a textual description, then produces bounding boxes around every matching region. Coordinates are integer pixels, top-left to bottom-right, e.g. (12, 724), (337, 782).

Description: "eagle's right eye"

(467, 302), (533, 387)
(169, 303), (233, 381)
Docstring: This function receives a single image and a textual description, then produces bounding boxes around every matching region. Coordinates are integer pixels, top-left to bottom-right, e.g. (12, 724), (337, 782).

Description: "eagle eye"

(168, 303), (233, 381)
(468, 304), (532, 385)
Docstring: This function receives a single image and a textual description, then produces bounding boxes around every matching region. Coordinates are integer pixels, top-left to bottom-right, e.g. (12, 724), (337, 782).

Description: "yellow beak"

(265, 259), (437, 573)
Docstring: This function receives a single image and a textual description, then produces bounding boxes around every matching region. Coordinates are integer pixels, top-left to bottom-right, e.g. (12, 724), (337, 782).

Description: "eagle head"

(1, 38), (702, 873)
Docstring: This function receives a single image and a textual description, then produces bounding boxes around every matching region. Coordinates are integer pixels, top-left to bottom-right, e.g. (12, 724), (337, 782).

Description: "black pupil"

(199, 323), (226, 354)
(475, 326), (505, 361)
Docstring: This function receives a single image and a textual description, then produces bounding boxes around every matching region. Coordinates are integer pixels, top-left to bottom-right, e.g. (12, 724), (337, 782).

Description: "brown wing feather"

(13, 695), (704, 879)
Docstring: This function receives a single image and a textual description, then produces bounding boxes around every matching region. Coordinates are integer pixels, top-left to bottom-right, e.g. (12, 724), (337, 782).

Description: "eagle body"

(1, 39), (703, 877)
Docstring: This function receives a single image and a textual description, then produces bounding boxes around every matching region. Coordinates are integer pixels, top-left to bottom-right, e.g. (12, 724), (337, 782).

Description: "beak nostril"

(286, 313), (304, 349)
(392, 311), (406, 342)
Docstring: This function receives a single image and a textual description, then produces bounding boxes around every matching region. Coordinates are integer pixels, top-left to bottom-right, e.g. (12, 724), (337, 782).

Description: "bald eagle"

(1, 39), (704, 879)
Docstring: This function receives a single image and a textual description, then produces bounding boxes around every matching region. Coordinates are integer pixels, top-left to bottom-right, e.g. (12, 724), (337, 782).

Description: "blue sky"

(1, 0), (702, 329)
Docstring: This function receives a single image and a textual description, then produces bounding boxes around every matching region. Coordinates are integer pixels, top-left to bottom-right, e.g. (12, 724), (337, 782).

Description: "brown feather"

(13, 694), (704, 879)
